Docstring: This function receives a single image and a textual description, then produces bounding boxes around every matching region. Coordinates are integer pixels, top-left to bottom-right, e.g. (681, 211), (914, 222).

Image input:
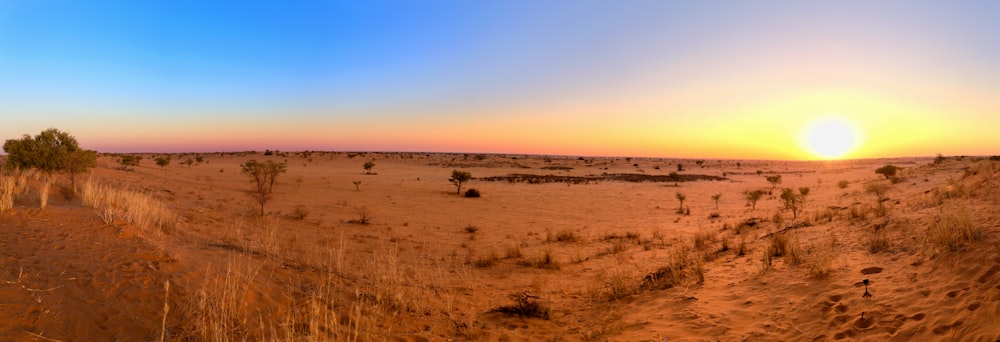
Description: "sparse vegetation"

(928, 203), (981, 252)
(711, 193), (721, 210)
(119, 155), (141, 171)
(875, 164), (900, 179)
(837, 180), (849, 189)
(449, 170), (472, 195)
(464, 188), (481, 197)
(155, 156), (171, 168)
(291, 205), (309, 220)
(744, 190), (764, 211)
(363, 160), (375, 174)
(765, 175), (782, 189)
(490, 292), (550, 320)
(352, 180), (361, 191)
(780, 188), (803, 219)
(675, 192), (686, 214)
(240, 159), (288, 216)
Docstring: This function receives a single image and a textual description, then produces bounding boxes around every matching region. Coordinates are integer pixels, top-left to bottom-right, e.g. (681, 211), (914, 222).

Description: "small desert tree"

(450, 170), (472, 195)
(874, 164), (899, 179)
(240, 159), (288, 216)
(183, 158), (194, 167)
(711, 193), (722, 210)
(780, 188), (803, 219)
(363, 161), (375, 174)
(765, 175), (782, 190)
(744, 190), (764, 211)
(675, 192), (686, 213)
(155, 156), (171, 169)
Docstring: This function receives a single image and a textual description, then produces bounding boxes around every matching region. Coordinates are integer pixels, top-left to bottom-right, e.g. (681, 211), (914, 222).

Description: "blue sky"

(1, 1), (997, 158)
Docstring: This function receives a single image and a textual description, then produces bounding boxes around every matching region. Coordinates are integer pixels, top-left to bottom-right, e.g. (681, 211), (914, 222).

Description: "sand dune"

(0, 152), (998, 340)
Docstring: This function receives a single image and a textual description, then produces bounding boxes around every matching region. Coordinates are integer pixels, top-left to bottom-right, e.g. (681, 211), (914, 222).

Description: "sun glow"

(798, 116), (864, 159)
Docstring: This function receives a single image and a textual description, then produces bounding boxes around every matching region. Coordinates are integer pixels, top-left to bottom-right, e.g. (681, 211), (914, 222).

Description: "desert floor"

(1, 152), (998, 341)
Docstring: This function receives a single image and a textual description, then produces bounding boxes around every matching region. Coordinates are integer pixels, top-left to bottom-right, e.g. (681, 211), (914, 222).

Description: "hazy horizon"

(2, 1), (997, 159)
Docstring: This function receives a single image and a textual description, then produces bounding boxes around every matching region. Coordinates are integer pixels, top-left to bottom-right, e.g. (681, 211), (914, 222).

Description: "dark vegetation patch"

(478, 173), (727, 184)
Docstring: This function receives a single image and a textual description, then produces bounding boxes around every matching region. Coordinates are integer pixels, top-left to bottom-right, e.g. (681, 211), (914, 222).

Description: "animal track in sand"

(860, 267), (883, 275)
(967, 302), (980, 311)
(909, 313), (925, 321)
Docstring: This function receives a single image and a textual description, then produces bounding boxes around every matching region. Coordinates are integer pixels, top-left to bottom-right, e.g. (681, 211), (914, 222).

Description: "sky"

(0, 1), (997, 159)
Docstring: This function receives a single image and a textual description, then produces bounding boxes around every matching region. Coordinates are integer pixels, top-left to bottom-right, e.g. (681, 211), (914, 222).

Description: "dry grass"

(474, 249), (500, 268)
(548, 229), (580, 243)
(0, 172), (15, 213)
(928, 203), (982, 252)
(641, 245), (703, 290)
(867, 226), (891, 253)
(79, 178), (176, 235)
(38, 177), (52, 209)
(801, 237), (835, 279)
(183, 256), (262, 340)
(692, 229), (717, 251)
(765, 232), (802, 266)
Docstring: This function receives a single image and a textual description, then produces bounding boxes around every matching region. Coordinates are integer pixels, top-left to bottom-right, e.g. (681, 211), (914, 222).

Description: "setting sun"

(798, 116), (864, 159)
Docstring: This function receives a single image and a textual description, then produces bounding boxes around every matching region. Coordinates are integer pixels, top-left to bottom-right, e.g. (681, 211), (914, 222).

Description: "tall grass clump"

(79, 178), (175, 235)
(928, 203), (982, 252)
(38, 177), (52, 209)
(0, 172), (15, 213)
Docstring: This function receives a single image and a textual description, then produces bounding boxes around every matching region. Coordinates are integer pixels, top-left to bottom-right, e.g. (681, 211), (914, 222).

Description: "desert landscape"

(2, 1), (999, 341)
(1, 150), (998, 341)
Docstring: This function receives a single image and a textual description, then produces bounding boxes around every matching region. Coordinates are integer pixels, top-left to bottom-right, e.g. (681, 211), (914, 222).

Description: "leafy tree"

(240, 160), (288, 216)
(363, 161), (376, 174)
(449, 170), (472, 195)
(119, 155), (141, 171)
(675, 192), (686, 213)
(155, 156), (171, 168)
(875, 165), (899, 179)
(183, 158), (194, 167)
(744, 190), (764, 211)
(711, 193), (722, 210)
(3, 129), (96, 185)
(765, 175), (782, 189)
(195, 155), (205, 163)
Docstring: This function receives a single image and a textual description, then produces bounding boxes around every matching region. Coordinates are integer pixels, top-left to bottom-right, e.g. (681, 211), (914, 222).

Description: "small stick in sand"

(862, 278), (872, 298)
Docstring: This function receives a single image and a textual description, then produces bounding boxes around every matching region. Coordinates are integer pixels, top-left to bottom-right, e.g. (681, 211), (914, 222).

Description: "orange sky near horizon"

(1, 2), (997, 160)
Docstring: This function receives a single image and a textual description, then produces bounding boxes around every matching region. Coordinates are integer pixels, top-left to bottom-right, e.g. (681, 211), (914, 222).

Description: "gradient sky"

(1, 1), (997, 159)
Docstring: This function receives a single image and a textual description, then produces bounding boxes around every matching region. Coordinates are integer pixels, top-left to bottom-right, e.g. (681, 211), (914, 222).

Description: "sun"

(797, 116), (864, 159)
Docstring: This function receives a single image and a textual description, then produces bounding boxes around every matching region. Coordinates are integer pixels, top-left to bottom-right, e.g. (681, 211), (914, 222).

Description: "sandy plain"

(0, 152), (998, 341)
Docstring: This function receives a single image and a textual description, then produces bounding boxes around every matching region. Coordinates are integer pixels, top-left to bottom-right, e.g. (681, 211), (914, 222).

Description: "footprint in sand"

(860, 266), (883, 275)
(909, 313), (925, 321)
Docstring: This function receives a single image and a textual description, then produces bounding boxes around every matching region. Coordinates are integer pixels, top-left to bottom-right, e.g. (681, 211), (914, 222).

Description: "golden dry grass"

(79, 177), (176, 236)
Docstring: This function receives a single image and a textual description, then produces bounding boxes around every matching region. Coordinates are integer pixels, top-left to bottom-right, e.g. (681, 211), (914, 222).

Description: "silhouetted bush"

(464, 188), (481, 197)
